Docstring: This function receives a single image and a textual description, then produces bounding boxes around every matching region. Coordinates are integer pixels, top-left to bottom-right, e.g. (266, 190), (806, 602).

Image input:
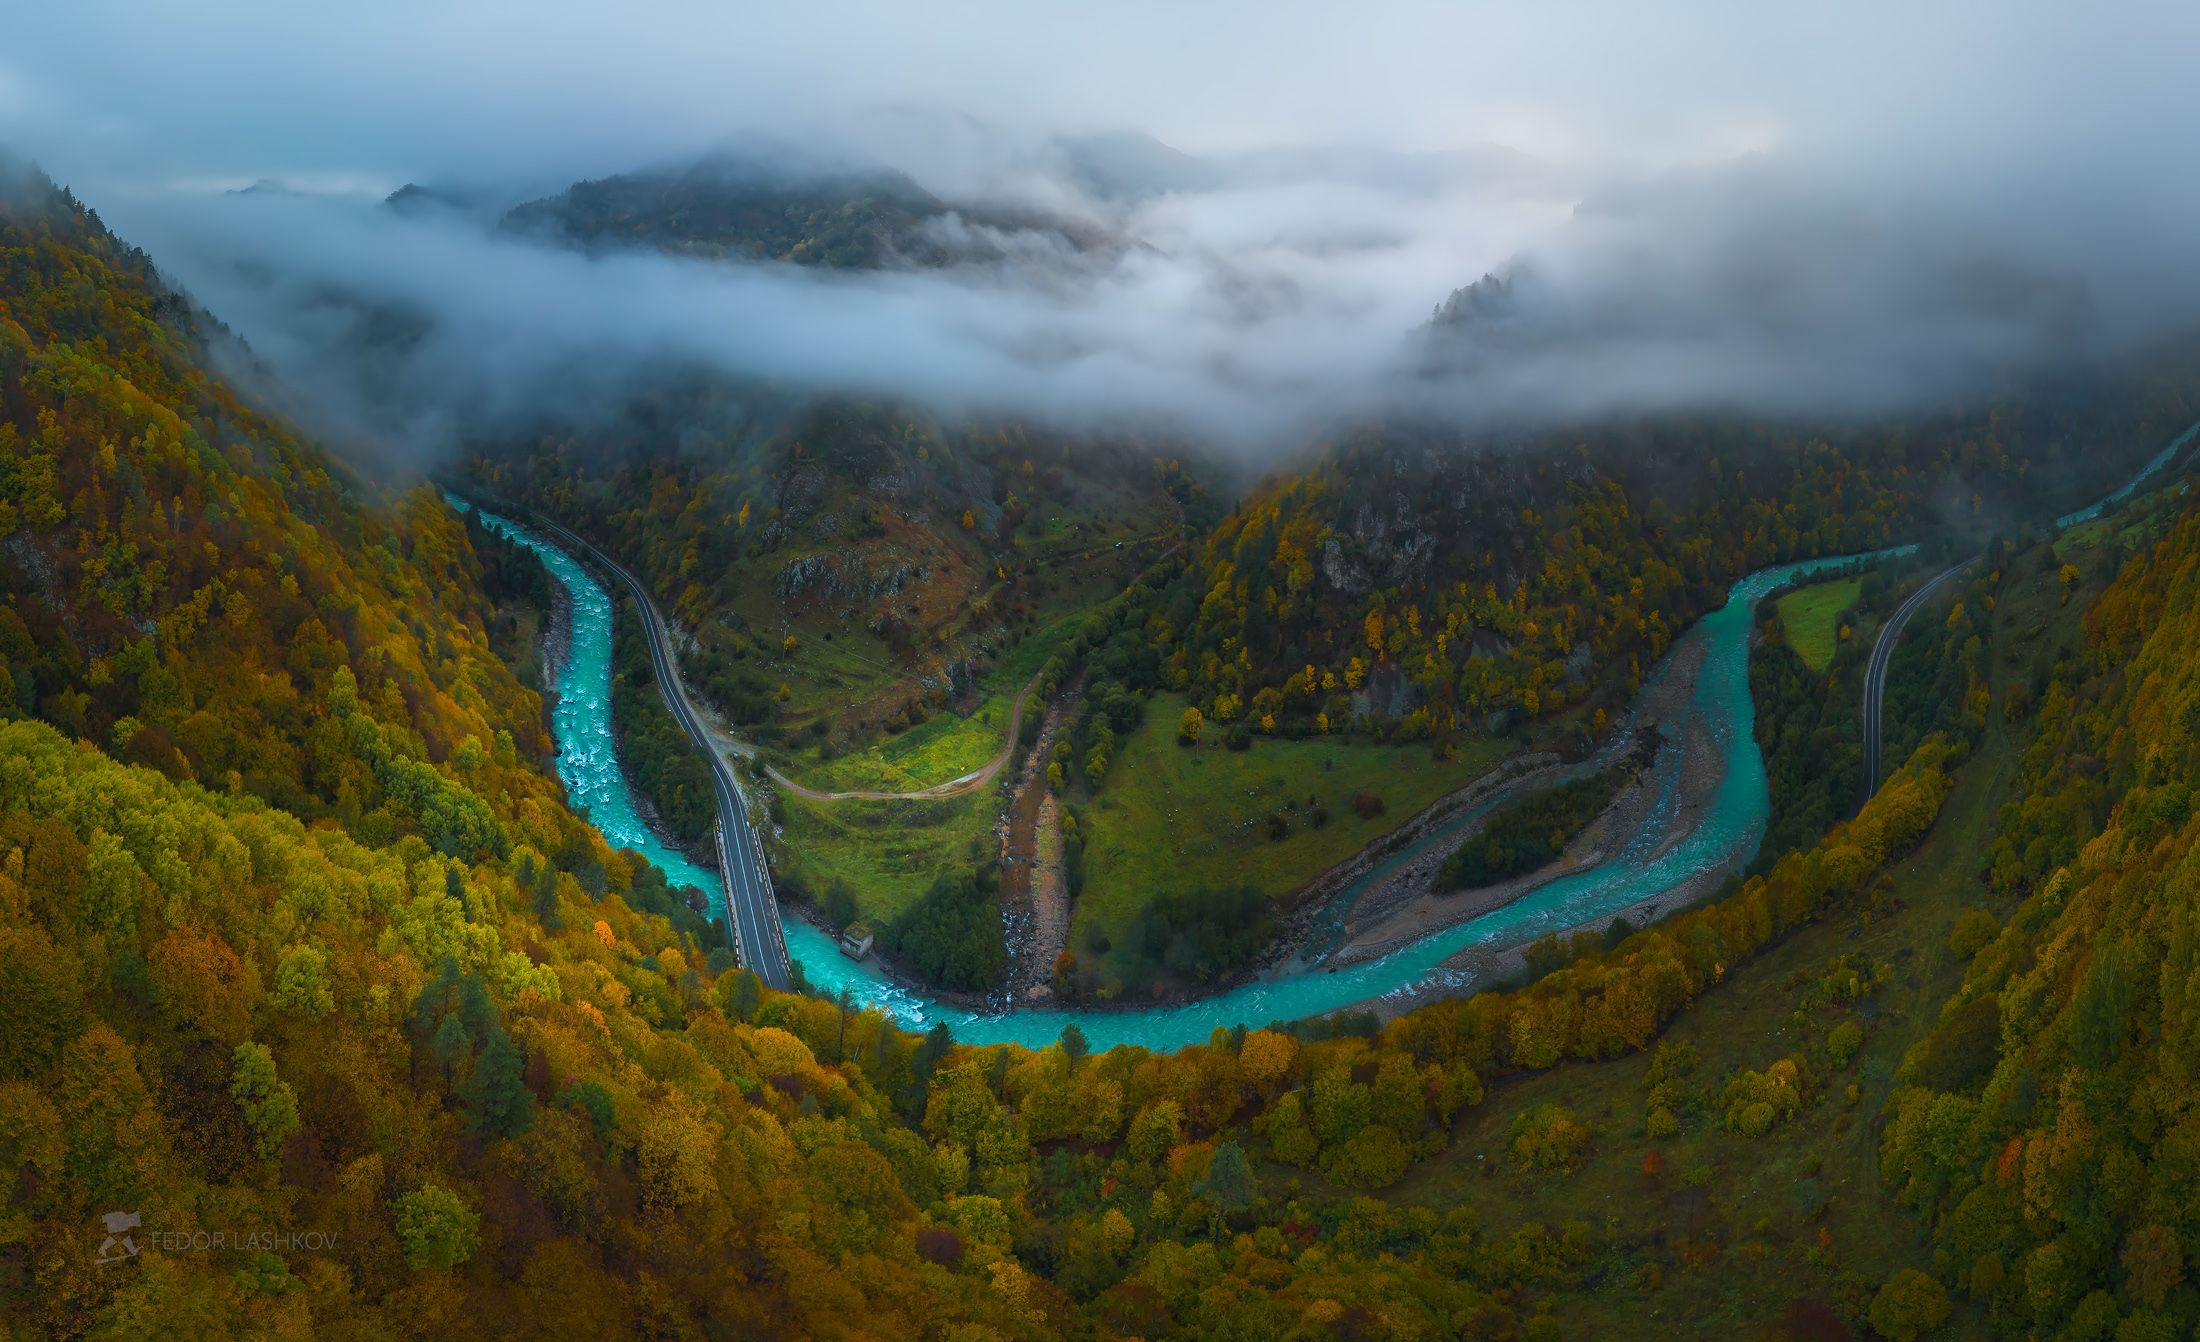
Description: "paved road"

(524, 513), (794, 990)
(1861, 562), (1965, 803)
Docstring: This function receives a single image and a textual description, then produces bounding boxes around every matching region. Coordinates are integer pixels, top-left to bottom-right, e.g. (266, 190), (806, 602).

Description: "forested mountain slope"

(1880, 499), (2200, 1337)
(464, 393), (1202, 751)
(498, 152), (1103, 270)
(0, 170), (572, 856)
(1177, 391), (2198, 753)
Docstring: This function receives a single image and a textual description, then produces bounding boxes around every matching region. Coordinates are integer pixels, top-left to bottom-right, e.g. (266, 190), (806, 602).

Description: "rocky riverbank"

(1323, 630), (1730, 972)
(999, 688), (1076, 1003)
(1323, 728), (1662, 967)
(1362, 638), (1755, 1019)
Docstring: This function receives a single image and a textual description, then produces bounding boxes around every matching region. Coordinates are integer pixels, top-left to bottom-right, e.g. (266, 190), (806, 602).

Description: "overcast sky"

(8, 1), (2200, 449)
(13, 1), (2198, 185)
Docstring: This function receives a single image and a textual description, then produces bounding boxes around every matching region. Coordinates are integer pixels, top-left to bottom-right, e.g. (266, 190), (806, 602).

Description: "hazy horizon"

(10, 0), (2200, 453)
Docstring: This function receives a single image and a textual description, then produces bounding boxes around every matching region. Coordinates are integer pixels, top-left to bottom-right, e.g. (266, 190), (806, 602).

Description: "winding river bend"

(466, 424), (2195, 1051)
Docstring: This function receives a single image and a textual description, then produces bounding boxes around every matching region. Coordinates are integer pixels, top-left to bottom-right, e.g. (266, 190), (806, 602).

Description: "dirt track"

(762, 670), (1045, 803)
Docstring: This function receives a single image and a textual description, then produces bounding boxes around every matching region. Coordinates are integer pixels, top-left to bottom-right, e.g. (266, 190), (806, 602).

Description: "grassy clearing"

(708, 616), (899, 740)
(1073, 694), (1517, 944)
(793, 613), (1079, 792)
(993, 607), (1086, 687)
(773, 789), (996, 924)
(1774, 576), (1861, 671)
(802, 693), (1013, 792)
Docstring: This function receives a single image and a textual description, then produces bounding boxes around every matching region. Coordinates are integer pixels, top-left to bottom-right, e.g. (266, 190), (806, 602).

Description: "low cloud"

(108, 155), (1580, 451)
(9, 1), (2200, 454)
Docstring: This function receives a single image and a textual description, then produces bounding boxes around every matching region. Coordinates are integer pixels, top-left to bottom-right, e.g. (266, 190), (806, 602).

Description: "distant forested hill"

(498, 151), (1103, 269)
(0, 169), (584, 852)
(463, 387), (1208, 753)
(1167, 383), (2200, 757)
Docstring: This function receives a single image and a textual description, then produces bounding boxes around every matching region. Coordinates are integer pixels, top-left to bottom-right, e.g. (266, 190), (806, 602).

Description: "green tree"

(824, 880), (858, 931)
(229, 1042), (300, 1161)
(1869, 1268), (1951, 1342)
(1200, 1140), (1254, 1219)
(432, 1013), (472, 1079)
(532, 861), (564, 930)
(326, 664), (358, 717)
(1059, 1022), (1089, 1073)
(918, 1021), (954, 1072)
(394, 1184), (481, 1271)
(558, 1079), (617, 1146)
(1508, 1102), (1592, 1174)
(2071, 941), (2140, 1067)
(723, 968), (763, 1023)
(867, 1020), (916, 1113)
(1323, 1125), (1412, 1190)
(82, 829), (141, 937)
(460, 1029), (534, 1139)
(1128, 1100), (1184, 1163)
(272, 943), (334, 1017)
(1264, 1091), (1319, 1166)
(834, 984), (856, 1065)
(233, 1250), (297, 1296)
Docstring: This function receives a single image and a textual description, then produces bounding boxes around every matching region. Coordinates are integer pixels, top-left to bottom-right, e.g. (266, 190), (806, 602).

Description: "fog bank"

(9, 1), (2200, 451)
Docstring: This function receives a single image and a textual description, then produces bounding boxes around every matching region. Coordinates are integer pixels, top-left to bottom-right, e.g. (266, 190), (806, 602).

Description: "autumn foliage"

(1879, 502), (2200, 1336)
(12, 160), (2200, 1338)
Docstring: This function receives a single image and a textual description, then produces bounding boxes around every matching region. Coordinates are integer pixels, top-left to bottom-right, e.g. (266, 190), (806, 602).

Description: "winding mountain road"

(522, 512), (794, 990)
(1861, 562), (1966, 803)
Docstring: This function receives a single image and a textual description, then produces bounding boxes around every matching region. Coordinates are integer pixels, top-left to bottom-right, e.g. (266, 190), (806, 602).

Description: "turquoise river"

(459, 420), (2196, 1052)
